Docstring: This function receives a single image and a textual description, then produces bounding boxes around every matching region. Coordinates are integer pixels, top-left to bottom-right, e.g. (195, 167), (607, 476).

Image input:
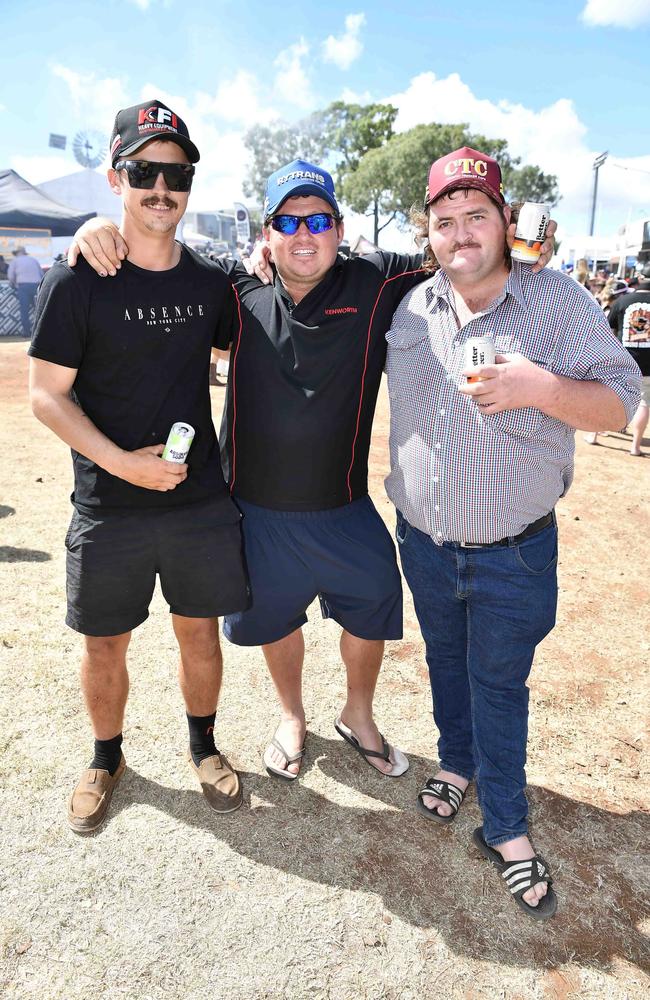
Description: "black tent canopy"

(0, 169), (95, 236)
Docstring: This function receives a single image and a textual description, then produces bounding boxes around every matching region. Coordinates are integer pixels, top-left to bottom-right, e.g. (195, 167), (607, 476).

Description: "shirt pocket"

(386, 326), (436, 398)
(486, 328), (560, 439)
(486, 404), (542, 439)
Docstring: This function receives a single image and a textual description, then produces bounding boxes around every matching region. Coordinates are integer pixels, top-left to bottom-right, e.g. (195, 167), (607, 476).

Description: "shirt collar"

(425, 259), (528, 315)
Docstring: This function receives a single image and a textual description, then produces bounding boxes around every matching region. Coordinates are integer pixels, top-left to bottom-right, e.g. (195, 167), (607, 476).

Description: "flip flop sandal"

(334, 717), (409, 777)
(417, 777), (466, 824)
(263, 736), (305, 782)
(472, 826), (558, 921)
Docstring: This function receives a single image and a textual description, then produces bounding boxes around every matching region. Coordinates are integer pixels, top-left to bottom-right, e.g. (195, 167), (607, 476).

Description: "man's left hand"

(459, 353), (551, 412)
(507, 218), (557, 273)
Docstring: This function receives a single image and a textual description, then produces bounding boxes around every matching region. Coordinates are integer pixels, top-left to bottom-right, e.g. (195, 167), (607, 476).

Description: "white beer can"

(511, 202), (550, 264)
(162, 422), (195, 463)
(464, 336), (495, 383)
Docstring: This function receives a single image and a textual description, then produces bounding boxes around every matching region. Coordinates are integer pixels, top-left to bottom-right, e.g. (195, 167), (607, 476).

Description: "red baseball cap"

(425, 146), (505, 207)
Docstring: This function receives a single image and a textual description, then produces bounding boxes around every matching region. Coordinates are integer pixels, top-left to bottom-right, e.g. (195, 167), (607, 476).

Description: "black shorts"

(65, 497), (249, 637)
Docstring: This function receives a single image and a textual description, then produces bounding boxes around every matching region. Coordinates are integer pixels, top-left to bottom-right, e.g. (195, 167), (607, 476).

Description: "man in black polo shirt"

(70, 156), (556, 784)
(30, 100), (249, 831)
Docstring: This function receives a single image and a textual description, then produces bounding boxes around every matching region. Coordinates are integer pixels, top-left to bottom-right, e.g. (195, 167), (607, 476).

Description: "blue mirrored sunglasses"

(269, 212), (339, 235)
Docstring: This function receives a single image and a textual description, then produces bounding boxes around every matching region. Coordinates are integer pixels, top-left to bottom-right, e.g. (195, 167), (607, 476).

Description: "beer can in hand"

(511, 202), (550, 264)
(162, 422), (195, 463)
(465, 336), (495, 383)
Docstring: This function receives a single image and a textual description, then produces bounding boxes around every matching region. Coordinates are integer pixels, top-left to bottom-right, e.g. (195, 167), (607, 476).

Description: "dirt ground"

(1, 337), (648, 1000)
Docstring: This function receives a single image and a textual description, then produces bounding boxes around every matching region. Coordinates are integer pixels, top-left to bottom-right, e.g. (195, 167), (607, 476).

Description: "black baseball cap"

(110, 99), (200, 167)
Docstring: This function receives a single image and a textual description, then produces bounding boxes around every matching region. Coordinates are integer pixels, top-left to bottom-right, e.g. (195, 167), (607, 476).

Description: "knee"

(174, 617), (220, 659)
(83, 633), (130, 669)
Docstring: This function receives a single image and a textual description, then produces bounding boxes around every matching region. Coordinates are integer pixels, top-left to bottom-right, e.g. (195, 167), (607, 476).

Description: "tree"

(343, 123), (560, 243)
(318, 100), (397, 180)
(242, 116), (328, 205)
(241, 101), (398, 211)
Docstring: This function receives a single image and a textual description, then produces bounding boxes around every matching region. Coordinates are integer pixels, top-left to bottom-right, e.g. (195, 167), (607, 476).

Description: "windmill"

(72, 130), (108, 170)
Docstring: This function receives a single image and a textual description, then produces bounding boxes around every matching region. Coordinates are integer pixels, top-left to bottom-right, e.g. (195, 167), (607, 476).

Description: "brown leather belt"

(459, 511), (554, 549)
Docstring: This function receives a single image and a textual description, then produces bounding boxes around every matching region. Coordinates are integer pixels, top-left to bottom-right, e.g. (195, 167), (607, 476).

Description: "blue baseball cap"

(263, 159), (340, 218)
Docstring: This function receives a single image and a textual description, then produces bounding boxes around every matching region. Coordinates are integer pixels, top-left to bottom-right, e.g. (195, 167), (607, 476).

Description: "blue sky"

(2, 0), (650, 248)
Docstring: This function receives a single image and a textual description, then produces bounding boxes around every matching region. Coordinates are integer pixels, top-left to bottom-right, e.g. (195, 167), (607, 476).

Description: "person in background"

(8, 246), (43, 335)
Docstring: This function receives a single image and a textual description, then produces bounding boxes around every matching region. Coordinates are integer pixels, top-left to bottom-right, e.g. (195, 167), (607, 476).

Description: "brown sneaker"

(67, 754), (126, 834)
(188, 751), (243, 813)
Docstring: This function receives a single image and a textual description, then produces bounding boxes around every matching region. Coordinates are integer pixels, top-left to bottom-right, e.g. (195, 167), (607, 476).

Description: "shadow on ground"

(92, 732), (649, 976)
(0, 546), (51, 562)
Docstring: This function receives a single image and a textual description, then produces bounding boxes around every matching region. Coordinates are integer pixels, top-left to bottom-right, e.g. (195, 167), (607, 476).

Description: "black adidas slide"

(472, 826), (558, 921)
(416, 777), (466, 824)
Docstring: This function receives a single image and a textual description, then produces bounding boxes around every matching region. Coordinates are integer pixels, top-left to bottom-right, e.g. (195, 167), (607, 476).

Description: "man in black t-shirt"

(607, 263), (650, 455)
(29, 100), (249, 832)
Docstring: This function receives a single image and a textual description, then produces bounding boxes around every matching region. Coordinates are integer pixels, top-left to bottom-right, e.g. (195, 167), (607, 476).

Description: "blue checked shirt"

(385, 261), (642, 544)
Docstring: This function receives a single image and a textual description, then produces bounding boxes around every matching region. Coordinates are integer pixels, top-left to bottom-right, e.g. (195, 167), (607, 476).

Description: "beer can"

(162, 422), (195, 463)
(511, 202), (550, 264)
(465, 336), (495, 383)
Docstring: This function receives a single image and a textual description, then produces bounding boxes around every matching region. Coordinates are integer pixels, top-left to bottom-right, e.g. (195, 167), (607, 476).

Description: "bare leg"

(629, 401), (649, 456)
(262, 628), (306, 776)
(172, 615), (221, 715)
(339, 631), (399, 775)
(81, 632), (131, 740)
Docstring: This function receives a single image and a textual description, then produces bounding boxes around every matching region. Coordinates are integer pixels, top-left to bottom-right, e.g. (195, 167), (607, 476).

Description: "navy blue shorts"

(223, 495), (403, 646)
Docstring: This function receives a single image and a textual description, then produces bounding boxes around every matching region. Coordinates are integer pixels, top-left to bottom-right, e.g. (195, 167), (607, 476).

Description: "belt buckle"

(459, 540), (483, 548)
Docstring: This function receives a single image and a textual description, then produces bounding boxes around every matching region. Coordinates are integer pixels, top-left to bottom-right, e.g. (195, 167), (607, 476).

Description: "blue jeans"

(15, 283), (39, 335)
(396, 511), (558, 846)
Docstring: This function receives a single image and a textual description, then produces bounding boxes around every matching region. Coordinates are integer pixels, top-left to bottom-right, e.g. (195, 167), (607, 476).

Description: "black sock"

(90, 733), (123, 775)
(187, 712), (218, 766)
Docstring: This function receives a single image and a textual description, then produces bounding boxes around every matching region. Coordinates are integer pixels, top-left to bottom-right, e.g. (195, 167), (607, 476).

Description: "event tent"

(0, 169), (96, 236)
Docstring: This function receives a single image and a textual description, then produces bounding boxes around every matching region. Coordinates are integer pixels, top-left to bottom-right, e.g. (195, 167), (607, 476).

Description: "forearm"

(30, 387), (128, 478)
(536, 371), (627, 431)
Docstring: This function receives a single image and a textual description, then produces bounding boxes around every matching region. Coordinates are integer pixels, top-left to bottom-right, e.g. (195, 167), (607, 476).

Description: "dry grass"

(1, 339), (648, 999)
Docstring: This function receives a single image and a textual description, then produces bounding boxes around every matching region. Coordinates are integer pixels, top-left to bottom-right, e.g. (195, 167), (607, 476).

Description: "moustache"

(141, 196), (177, 210)
(452, 240), (480, 252)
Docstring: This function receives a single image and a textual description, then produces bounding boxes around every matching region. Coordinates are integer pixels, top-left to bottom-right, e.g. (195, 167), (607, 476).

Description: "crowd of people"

(26, 98), (642, 925)
(575, 260), (650, 455)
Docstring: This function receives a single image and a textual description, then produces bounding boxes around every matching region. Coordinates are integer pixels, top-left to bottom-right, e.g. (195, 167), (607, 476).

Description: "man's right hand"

(116, 445), (188, 491)
(67, 218), (128, 277)
(247, 240), (273, 284)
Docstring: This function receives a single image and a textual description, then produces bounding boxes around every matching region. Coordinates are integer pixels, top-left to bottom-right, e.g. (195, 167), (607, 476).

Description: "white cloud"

(51, 65), (130, 133)
(323, 13), (366, 70)
(194, 72), (279, 127)
(340, 86), (374, 104)
(581, 0), (650, 27)
(273, 39), (313, 108)
(383, 71), (649, 238)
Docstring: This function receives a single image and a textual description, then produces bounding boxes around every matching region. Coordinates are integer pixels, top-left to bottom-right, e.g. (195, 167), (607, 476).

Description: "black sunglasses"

(269, 212), (340, 236)
(114, 159), (195, 192)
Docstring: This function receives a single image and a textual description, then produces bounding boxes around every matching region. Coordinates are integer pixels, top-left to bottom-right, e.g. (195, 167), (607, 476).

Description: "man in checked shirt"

(385, 147), (641, 920)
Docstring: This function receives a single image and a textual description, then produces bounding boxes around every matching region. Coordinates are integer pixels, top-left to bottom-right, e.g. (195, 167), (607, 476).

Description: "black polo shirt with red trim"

(222, 252), (425, 511)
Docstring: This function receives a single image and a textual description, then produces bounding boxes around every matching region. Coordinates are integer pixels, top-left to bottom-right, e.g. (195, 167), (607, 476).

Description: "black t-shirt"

(608, 284), (650, 375)
(221, 252), (425, 510)
(29, 247), (238, 512)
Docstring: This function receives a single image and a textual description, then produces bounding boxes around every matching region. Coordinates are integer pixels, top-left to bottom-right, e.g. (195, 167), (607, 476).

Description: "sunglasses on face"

(269, 212), (340, 236)
(114, 159), (195, 192)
